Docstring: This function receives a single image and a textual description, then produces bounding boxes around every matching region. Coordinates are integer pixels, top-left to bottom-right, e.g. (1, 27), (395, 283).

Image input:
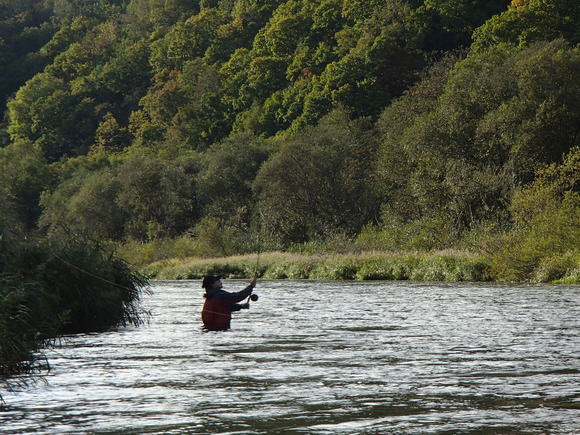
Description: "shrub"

(310, 262), (357, 280)
(533, 252), (580, 284)
(357, 213), (458, 252)
(482, 147), (580, 282)
(356, 261), (395, 280)
(117, 236), (198, 267)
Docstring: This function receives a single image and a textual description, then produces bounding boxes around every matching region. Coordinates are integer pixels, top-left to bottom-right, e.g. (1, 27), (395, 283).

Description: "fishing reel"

(250, 294), (259, 301)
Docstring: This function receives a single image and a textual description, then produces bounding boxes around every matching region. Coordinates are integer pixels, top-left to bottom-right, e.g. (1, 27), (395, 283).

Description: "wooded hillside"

(1, 0), (579, 282)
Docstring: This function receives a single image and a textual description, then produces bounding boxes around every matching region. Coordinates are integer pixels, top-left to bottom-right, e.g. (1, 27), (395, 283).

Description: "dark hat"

(202, 275), (221, 288)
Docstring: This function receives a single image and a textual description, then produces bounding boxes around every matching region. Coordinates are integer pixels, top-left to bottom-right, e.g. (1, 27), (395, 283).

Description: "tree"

(89, 39), (151, 109)
(5, 18), (137, 161)
(254, 109), (379, 246)
(472, 0), (580, 52)
(125, 0), (200, 37)
(0, 2), (56, 110)
(40, 167), (126, 240)
(7, 73), (97, 161)
(247, 55), (289, 98)
(375, 52), (464, 222)
(134, 59), (228, 150)
(254, 0), (311, 57)
(93, 112), (132, 152)
(374, 40), (580, 237)
(115, 152), (200, 240)
(196, 133), (269, 221)
(40, 151), (201, 241)
(483, 147), (580, 281)
(0, 140), (52, 229)
(149, 8), (228, 74)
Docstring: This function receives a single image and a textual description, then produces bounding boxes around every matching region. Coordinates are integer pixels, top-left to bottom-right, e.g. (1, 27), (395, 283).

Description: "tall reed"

(1, 234), (149, 405)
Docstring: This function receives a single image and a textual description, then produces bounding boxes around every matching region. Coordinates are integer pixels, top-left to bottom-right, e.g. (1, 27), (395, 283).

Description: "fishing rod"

(245, 211), (263, 307)
(244, 257), (260, 306)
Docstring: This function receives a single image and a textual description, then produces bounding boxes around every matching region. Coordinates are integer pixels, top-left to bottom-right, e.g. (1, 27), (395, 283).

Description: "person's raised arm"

(225, 278), (256, 303)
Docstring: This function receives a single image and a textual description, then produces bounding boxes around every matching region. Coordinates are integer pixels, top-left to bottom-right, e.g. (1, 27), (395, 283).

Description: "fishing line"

(53, 254), (149, 295)
(32, 223), (149, 295)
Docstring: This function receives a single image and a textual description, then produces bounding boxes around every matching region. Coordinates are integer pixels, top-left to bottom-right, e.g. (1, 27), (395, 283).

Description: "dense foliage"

(1, 0), (579, 284)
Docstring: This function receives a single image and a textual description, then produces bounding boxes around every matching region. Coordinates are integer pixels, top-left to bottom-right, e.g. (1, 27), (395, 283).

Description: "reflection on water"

(1, 280), (579, 434)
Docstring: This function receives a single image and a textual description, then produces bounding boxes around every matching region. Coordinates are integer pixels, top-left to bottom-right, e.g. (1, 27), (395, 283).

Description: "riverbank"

(143, 250), (495, 282)
(142, 249), (580, 284)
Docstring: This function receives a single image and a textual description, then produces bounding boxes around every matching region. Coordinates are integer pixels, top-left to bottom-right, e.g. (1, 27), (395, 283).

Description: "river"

(1, 280), (579, 434)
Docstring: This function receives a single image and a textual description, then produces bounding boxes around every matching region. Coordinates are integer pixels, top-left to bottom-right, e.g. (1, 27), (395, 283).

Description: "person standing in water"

(201, 275), (257, 331)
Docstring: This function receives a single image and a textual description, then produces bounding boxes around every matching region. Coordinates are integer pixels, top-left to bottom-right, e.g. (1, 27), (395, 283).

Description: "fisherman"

(201, 275), (257, 331)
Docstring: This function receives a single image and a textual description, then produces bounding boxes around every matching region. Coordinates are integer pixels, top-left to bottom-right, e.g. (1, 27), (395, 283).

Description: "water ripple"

(1, 280), (579, 434)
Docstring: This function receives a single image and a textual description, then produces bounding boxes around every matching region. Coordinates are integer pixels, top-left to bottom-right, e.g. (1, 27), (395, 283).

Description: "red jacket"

(202, 283), (254, 330)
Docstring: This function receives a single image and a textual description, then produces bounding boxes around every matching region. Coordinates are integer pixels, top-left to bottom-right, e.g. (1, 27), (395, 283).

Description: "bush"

(116, 236), (198, 267)
(533, 252), (580, 284)
(356, 261), (396, 280)
(190, 217), (249, 257)
(38, 239), (149, 333)
(482, 147), (579, 282)
(309, 262), (358, 280)
(554, 268), (580, 285)
(357, 213), (458, 252)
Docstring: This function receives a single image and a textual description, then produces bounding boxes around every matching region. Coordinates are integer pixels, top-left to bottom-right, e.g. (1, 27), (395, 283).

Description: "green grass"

(143, 250), (494, 282)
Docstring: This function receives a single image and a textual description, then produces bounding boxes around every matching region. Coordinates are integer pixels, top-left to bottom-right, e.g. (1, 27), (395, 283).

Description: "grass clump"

(309, 261), (358, 280)
(0, 277), (56, 381)
(535, 252), (580, 284)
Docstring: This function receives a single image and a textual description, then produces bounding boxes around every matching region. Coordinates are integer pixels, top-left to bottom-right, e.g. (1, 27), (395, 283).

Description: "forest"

(0, 0), (579, 396)
(1, 0), (579, 281)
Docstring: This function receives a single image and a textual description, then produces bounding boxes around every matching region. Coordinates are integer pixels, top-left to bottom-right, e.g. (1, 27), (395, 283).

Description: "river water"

(1, 280), (579, 434)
